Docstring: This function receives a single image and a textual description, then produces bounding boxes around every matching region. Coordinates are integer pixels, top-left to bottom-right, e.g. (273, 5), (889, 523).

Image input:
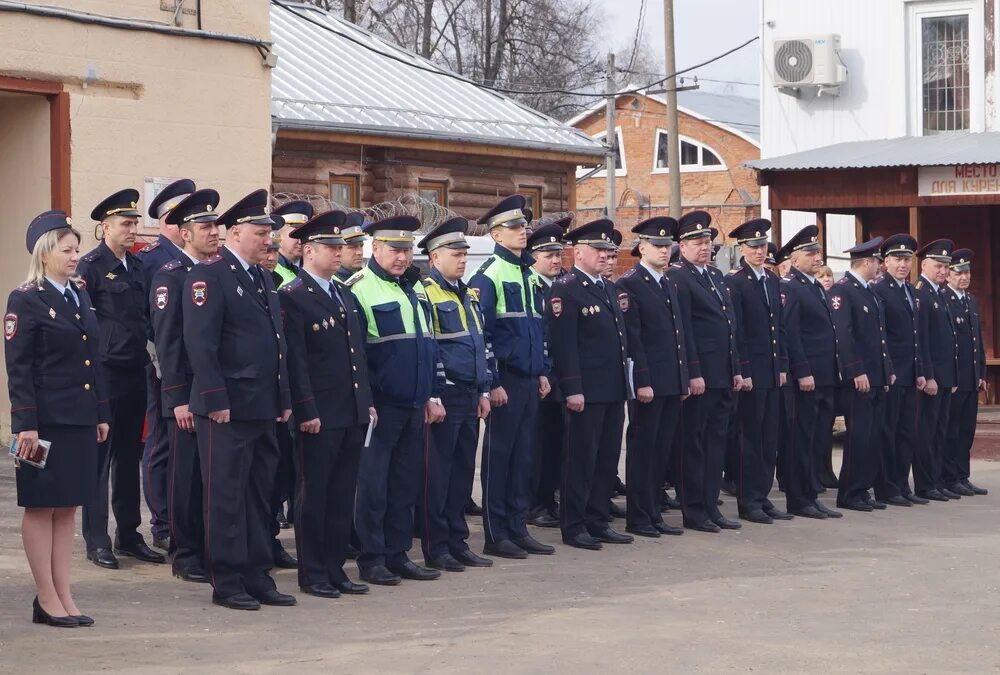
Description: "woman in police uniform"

(5, 211), (109, 627)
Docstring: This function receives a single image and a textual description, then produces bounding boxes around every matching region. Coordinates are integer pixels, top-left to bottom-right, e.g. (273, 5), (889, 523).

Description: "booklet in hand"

(9, 437), (51, 470)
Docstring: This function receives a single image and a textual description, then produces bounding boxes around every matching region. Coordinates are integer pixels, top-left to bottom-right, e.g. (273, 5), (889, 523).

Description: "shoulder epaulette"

(81, 249), (101, 263)
(554, 273), (576, 284)
(139, 241), (160, 254)
(669, 262), (683, 269)
(203, 254), (223, 266)
(915, 280), (924, 290)
(344, 270), (365, 287)
(161, 260), (184, 273)
(420, 277), (435, 288)
(621, 269), (636, 279)
(280, 277), (304, 293)
(475, 258), (495, 275)
(837, 277), (850, 286)
(14, 282), (38, 293)
(781, 275), (793, 283)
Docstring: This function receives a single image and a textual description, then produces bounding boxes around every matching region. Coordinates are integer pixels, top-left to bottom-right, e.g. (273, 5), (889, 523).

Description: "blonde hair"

(816, 265), (833, 279)
(24, 227), (81, 287)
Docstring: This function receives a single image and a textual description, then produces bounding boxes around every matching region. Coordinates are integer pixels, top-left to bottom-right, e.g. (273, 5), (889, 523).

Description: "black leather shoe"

(71, 614), (94, 627)
(300, 583), (340, 598)
(589, 527), (633, 544)
(464, 499), (483, 516)
(426, 553), (466, 572)
(939, 487), (962, 499)
(904, 493), (930, 504)
(87, 547), (120, 569)
(359, 565), (401, 586)
(720, 480), (737, 497)
(790, 505), (827, 519)
(813, 501), (843, 518)
(662, 494), (681, 510)
(613, 476), (627, 497)
(949, 482), (975, 497)
(714, 516), (742, 529)
(562, 533), (602, 550)
(32, 597), (77, 627)
(819, 473), (840, 489)
(273, 547), (298, 569)
(764, 507), (794, 520)
(173, 565), (210, 583)
(608, 501), (627, 519)
(332, 579), (370, 594)
(838, 501), (874, 512)
(684, 519), (721, 533)
(885, 496), (914, 507)
(740, 510), (773, 524)
(276, 511), (291, 529)
(212, 592), (260, 610)
(152, 536), (171, 551)
(963, 479), (988, 495)
(625, 524), (661, 538)
(387, 559), (441, 581)
(919, 489), (950, 502)
(512, 535), (555, 555)
(528, 510), (560, 528)
(653, 521), (684, 536)
(484, 539), (528, 559)
(452, 549), (493, 567)
(864, 497), (888, 510)
(114, 540), (166, 564)
(250, 588), (297, 606)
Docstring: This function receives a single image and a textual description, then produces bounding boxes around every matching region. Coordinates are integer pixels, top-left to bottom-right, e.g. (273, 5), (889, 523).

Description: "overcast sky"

(598, 0), (760, 97)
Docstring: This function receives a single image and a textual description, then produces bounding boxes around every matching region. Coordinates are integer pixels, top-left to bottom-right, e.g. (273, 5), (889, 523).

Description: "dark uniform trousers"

(482, 372), (537, 544)
(421, 386), (479, 559)
(626, 395), (680, 529)
(838, 387), (887, 505)
(295, 425), (363, 587)
(786, 387), (831, 511)
(270, 420), (296, 544)
(562, 402), (625, 537)
(879, 385), (918, 499)
(676, 388), (733, 523)
(143, 364), (171, 542)
(775, 384), (793, 488)
(945, 390), (978, 485)
(167, 419), (204, 570)
(737, 387), (779, 513)
(532, 398), (564, 514)
(196, 416), (279, 598)
(914, 390), (951, 493)
(355, 405), (424, 569)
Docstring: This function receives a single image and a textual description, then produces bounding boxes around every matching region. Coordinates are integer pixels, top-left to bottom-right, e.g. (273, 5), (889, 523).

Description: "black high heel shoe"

(71, 614), (94, 626)
(32, 597), (77, 627)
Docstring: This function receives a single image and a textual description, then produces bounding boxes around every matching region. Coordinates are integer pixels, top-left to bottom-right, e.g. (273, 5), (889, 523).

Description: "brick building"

(569, 91), (760, 273)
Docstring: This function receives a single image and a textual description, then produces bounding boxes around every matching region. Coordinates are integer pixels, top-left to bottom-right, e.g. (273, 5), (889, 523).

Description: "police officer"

(149, 188), (221, 582)
(764, 242), (779, 273)
(262, 223), (284, 286)
(279, 210), (375, 597)
(780, 226), (843, 519)
(137, 178), (197, 551)
(667, 211), (742, 532)
(829, 238), (894, 511)
(728, 219), (791, 524)
(547, 218), (631, 550)
(526, 220), (570, 529)
(617, 217), (688, 538)
(942, 249), (988, 497)
(871, 234), (926, 506)
(335, 212), (367, 282)
(913, 239), (959, 502)
(349, 216), (442, 585)
(183, 189), (295, 610)
(416, 218), (495, 572)
(470, 196), (553, 559)
(272, 201), (312, 286)
(80, 189), (165, 568)
(6, 211), (109, 627)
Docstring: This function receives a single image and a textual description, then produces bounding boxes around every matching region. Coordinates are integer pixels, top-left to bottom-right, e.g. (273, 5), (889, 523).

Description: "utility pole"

(605, 51), (617, 221)
(662, 0), (682, 217)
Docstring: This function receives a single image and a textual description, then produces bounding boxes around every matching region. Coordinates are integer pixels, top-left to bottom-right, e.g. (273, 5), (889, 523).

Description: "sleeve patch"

(191, 281), (208, 306)
(154, 286), (169, 310)
(4, 313), (17, 340)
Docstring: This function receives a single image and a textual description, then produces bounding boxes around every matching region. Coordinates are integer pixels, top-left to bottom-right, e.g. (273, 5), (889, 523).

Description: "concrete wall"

(0, 1), (273, 434)
(0, 93), (52, 265)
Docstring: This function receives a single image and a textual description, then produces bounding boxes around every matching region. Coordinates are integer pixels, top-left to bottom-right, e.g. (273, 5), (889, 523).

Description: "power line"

(624, 0), (647, 76)
(697, 77), (760, 87)
(272, 0), (759, 99)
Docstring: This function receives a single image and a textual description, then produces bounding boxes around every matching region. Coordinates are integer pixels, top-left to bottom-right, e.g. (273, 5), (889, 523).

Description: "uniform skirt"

(15, 424), (97, 508)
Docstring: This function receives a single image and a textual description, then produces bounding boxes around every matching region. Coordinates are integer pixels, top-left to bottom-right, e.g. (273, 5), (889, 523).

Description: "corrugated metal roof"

(674, 91), (760, 143)
(746, 132), (1000, 171)
(270, 3), (604, 157)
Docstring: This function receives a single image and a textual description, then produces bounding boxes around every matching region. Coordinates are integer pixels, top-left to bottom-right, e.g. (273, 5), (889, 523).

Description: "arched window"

(577, 127), (627, 178)
(653, 130), (726, 172)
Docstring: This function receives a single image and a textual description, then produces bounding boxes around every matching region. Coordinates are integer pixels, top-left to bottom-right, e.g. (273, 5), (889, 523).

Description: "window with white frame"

(907, 1), (983, 135)
(577, 127), (626, 178)
(653, 130), (726, 172)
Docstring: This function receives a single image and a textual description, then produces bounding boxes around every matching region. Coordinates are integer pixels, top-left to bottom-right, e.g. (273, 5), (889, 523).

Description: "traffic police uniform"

(618, 217), (688, 537)
(780, 226), (842, 519)
(469, 196), (551, 558)
(829, 238), (894, 510)
(149, 189), (219, 581)
(183, 189), (293, 608)
(667, 211), (741, 532)
(942, 249), (988, 496)
(5, 211), (109, 509)
(137, 178), (196, 548)
(416, 219), (494, 570)
(912, 239), (958, 501)
(79, 189), (164, 565)
(272, 201), (313, 287)
(349, 216), (441, 583)
(548, 218), (632, 550)
(871, 234), (924, 505)
(279, 211), (374, 596)
(727, 219), (787, 523)
(335, 212), (366, 282)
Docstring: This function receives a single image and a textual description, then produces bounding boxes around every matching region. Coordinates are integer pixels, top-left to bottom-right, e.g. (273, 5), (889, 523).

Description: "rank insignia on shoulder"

(203, 254), (223, 266)
(555, 273), (575, 284)
(344, 270), (365, 287)
(139, 241), (160, 253)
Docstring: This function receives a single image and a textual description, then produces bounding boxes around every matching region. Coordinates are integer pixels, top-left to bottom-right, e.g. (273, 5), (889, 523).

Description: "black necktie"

(249, 266), (264, 295)
(704, 269), (723, 301)
(63, 287), (77, 307)
(814, 280), (827, 305)
(596, 278), (605, 290)
(659, 276), (670, 294)
(902, 282), (914, 311)
(759, 275), (770, 307)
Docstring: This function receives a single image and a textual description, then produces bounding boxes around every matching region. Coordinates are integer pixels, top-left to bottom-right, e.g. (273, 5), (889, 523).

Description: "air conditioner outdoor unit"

(773, 34), (847, 92)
